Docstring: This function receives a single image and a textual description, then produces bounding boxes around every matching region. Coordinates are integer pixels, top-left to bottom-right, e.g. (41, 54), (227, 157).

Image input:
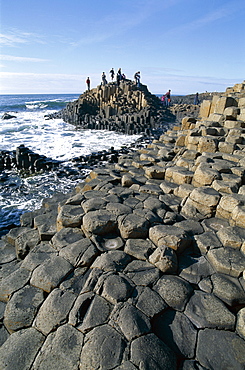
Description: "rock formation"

(50, 80), (176, 135)
(0, 80), (245, 369)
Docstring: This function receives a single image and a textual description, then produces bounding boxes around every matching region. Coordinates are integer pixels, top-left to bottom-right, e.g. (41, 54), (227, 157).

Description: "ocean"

(0, 94), (142, 234)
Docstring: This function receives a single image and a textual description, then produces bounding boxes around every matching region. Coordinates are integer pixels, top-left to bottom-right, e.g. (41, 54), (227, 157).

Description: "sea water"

(0, 94), (141, 233)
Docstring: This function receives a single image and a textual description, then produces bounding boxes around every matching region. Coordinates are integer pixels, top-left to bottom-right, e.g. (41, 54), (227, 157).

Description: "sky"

(0, 0), (244, 95)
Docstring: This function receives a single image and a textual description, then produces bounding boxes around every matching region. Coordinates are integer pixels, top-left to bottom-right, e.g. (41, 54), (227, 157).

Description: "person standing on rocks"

(110, 68), (115, 81)
(102, 72), (107, 86)
(116, 68), (122, 85)
(134, 71), (141, 88)
(165, 89), (171, 106)
(86, 77), (90, 91)
(161, 94), (166, 106)
(194, 92), (200, 105)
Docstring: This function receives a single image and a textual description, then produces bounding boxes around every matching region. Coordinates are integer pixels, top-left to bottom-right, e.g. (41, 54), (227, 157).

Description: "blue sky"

(0, 0), (244, 95)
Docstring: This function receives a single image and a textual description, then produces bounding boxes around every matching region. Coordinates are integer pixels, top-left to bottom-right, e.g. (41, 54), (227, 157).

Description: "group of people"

(161, 90), (171, 107)
(85, 69), (141, 90)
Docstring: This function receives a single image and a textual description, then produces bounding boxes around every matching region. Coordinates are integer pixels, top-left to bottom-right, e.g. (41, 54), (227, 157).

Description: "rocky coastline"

(0, 80), (245, 369)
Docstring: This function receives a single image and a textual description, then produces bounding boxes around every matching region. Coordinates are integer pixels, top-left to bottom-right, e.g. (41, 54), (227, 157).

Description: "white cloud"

(1, 55), (49, 62)
(0, 29), (46, 46)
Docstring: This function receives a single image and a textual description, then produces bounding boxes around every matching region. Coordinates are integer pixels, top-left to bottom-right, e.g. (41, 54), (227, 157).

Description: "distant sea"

(0, 94), (141, 234)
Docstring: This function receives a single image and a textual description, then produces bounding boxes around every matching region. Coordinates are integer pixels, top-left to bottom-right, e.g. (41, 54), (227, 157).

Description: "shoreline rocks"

(0, 80), (245, 369)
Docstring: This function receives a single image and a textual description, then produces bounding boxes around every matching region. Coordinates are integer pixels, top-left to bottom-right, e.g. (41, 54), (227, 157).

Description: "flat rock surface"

(1, 81), (245, 368)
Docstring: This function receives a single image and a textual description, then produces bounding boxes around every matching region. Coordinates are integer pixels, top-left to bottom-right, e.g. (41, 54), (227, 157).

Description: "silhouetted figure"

(86, 77), (90, 91)
(194, 92), (200, 105)
(110, 68), (115, 81)
(134, 71), (140, 87)
(102, 72), (107, 86)
(165, 89), (171, 106)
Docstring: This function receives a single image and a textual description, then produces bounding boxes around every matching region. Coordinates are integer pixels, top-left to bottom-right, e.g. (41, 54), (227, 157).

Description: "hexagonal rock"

(118, 213), (149, 239)
(30, 255), (74, 293)
(59, 238), (99, 267)
(91, 250), (131, 272)
(133, 286), (167, 318)
(231, 205), (245, 228)
(149, 224), (192, 254)
(194, 231), (222, 254)
(211, 273), (245, 306)
(5, 226), (31, 246)
(94, 272), (135, 304)
(153, 275), (193, 311)
(178, 255), (214, 284)
(152, 310), (197, 359)
(79, 324), (127, 370)
(166, 166), (194, 185)
(32, 324), (84, 370)
(189, 186), (221, 207)
(0, 327), (45, 370)
(21, 242), (57, 271)
(34, 288), (77, 335)
(124, 238), (155, 260)
(207, 247), (245, 277)
(57, 204), (84, 231)
(82, 210), (117, 236)
(81, 197), (107, 213)
(34, 213), (57, 241)
(192, 163), (220, 186)
(196, 329), (245, 370)
(15, 228), (40, 260)
(0, 267), (31, 302)
(110, 302), (151, 341)
(130, 333), (177, 369)
(106, 202), (132, 217)
(51, 227), (84, 251)
(216, 226), (243, 249)
(185, 291), (235, 330)
(0, 241), (16, 264)
(149, 245), (178, 273)
(144, 165), (166, 179)
(69, 293), (112, 333)
(4, 285), (44, 333)
(124, 260), (161, 286)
